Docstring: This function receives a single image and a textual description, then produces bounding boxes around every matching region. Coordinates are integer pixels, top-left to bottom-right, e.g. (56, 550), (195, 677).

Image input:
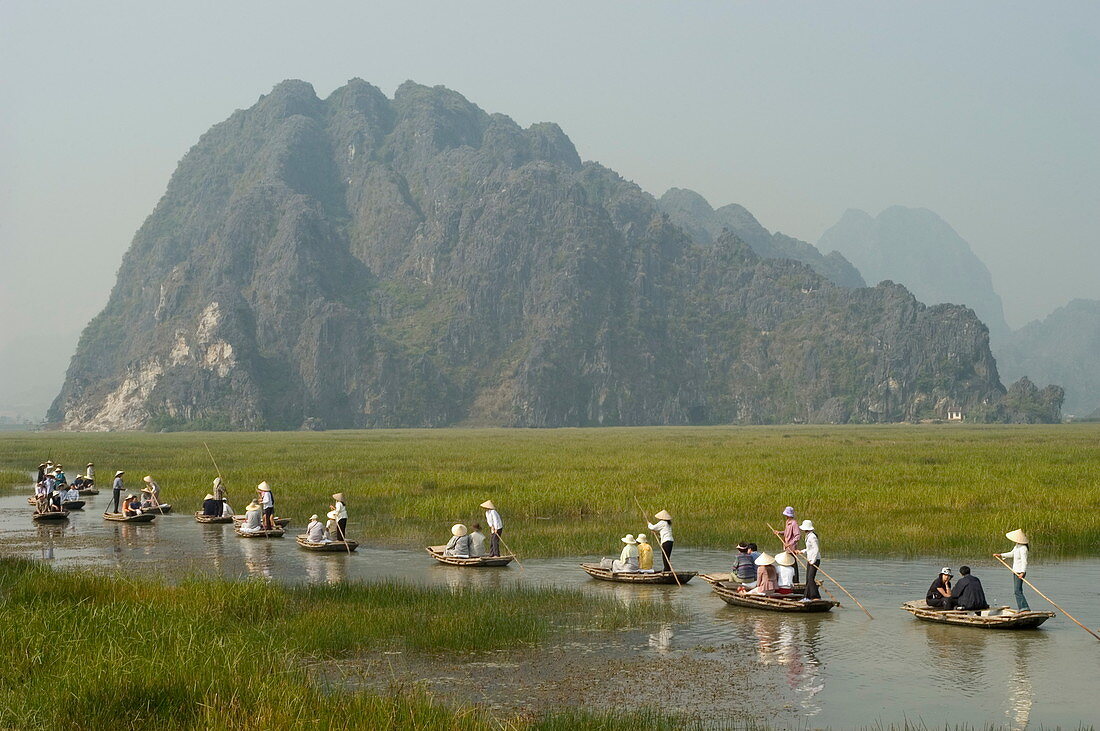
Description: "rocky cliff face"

(818, 207), (1011, 341)
(997, 299), (1100, 417)
(658, 188), (865, 288)
(51, 80), (1022, 429)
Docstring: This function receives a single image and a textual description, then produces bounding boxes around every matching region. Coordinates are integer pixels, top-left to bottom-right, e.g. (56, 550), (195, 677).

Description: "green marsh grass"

(2, 424), (1098, 557)
(0, 558), (679, 729)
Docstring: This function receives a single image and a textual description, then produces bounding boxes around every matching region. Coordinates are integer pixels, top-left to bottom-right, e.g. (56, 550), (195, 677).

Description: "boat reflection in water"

(240, 538), (276, 580)
(748, 615), (826, 716)
(303, 552), (350, 585)
(648, 622), (674, 652)
(36, 524), (64, 560)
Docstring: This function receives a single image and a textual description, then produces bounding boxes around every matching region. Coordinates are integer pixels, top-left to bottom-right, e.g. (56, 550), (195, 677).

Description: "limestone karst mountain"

(50, 79), (1040, 430)
(818, 206), (1011, 341)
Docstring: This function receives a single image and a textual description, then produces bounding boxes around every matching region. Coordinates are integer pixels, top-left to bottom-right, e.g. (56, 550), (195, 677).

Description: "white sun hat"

(257, 482), (271, 492)
(636, 534), (649, 543)
(480, 500), (496, 510)
(754, 552), (776, 566)
(143, 476), (153, 483)
(451, 523), (468, 537)
(775, 551), (796, 566)
(1006, 529), (1029, 544)
(799, 519), (815, 531)
(114, 470), (125, 477)
(654, 509), (672, 521)
(621, 534), (637, 544)
(940, 567), (954, 576)
(309, 514), (319, 521)
(203, 494), (215, 500)
(327, 510), (340, 521)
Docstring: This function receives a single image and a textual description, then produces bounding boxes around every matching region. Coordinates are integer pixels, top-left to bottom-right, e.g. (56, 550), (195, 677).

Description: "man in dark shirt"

(947, 566), (989, 611)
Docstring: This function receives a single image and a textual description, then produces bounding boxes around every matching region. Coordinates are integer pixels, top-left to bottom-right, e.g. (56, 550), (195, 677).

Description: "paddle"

(993, 554), (1100, 641)
(768, 523), (873, 619)
(633, 496), (681, 586)
(495, 531), (525, 572)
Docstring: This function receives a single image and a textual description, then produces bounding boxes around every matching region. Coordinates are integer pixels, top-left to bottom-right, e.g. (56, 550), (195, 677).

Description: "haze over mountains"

(48, 79), (1063, 431)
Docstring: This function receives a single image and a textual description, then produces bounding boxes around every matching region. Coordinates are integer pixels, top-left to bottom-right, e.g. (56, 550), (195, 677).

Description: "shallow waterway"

(3, 489), (1098, 729)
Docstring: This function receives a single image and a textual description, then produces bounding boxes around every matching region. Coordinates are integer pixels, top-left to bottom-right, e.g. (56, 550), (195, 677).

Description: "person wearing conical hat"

(305, 514), (327, 543)
(797, 519), (822, 601)
(636, 534), (654, 571)
(996, 529), (1031, 610)
(330, 493), (348, 541)
(36, 463), (46, 484)
(201, 493), (221, 517)
(444, 524), (472, 557)
(240, 500), (263, 533)
(257, 482), (275, 530)
(779, 506), (801, 585)
(600, 535), (640, 573)
(142, 475), (161, 506)
(85, 463), (95, 482)
(54, 466), (67, 486)
(107, 471), (125, 514)
(212, 476), (226, 501)
(646, 509), (674, 573)
(745, 553), (778, 595)
(480, 500), (504, 557)
(774, 551), (797, 595)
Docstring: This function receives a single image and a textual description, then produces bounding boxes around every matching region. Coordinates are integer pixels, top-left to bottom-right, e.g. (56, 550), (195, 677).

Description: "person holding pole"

(330, 493), (348, 540)
(481, 500), (503, 557)
(108, 470), (125, 514)
(996, 529), (1030, 611)
(257, 482), (275, 530)
(780, 507), (801, 584)
(647, 509), (674, 573)
(798, 519), (821, 601)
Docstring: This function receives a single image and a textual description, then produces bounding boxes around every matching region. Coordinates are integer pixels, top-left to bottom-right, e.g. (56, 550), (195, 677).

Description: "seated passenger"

(305, 514), (328, 542)
(240, 501), (263, 533)
(947, 566), (989, 611)
(732, 542), (757, 583)
(926, 567), (953, 608)
(62, 486), (81, 502)
(600, 534), (640, 573)
(121, 494), (141, 517)
(774, 552), (797, 594)
(72, 476), (86, 489)
(636, 534), (654, 571)
(744, 553), (778, 595)
(444, 523), (472, 556)
(201, 493), (221, 516)
(468, 523), (487, 557)
(325, 509), (341, 541)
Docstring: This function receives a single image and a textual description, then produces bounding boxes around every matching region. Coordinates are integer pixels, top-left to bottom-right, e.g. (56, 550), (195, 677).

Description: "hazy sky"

(2, 1), (1098, 417)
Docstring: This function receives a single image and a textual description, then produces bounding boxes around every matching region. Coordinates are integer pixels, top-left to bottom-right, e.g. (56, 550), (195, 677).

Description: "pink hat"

(782, 506), (796, 518)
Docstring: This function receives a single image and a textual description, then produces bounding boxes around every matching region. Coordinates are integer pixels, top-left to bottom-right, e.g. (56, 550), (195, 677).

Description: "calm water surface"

(3, 489), (1097, 729)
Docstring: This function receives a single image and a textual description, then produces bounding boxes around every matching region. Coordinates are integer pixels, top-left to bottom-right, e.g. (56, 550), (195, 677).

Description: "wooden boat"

(297, 536), (359, 552)
(233, 515), (291, 528)
(712, 582), (838, 612)
(901, 600), (1054, 629)
(32, 510), (70, 522)
(581, 563), (696, 584)
(236, 526), (285, 538)
(140, 503), (172, 515)
(427, 546), (514, 567)
(195, 512), (234, 524)
(78, 488), (100, 496)
(103, 512), (156, 523)
(61, 500), (86, 510)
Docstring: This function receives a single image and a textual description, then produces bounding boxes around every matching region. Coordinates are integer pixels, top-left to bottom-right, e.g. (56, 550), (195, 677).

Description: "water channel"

(3, 488), (1097, 729)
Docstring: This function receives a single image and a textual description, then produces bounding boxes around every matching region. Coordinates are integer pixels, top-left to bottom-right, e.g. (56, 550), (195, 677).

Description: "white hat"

(332, 492), (346, 503)
(204, 494), (215, 500)
(775, 551), (796, 567)
(213, 477), (222, 486)
(327, 510), (340, 521)
(114, 470), (125, 477)
(799, 519), (815, 531)
(480, 500), (496, 510)
(754, 552), (776, 566)
(621, 534), (637, 544)
(1006, 529), (1029, 544)
(87, 462), (94, 466)
(257, 481), (271, 492)
(636, 534), (649, 543)
(654, 509), (672, 521)
(940, 566), (954, 576)
(309, 514), (319, 521)
(143, 476), (153, 483)
(451, 523), (468, 537)
(246, 500), (260, 511)
(782, 506), (796, 518)
(141, 486), (154, 493)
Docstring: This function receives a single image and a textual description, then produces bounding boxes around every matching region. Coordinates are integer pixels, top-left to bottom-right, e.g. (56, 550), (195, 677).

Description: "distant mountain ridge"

(49, 79), (1047, 430)
(658, 188), (865, 288)
(818, 207), (1011, 340)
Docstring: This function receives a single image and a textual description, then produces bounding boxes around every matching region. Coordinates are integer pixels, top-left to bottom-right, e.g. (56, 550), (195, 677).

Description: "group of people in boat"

(200, 477), (233, 517)
(725, 507), (823, 602)
(33, 461), (92, 513)
(599, 509), (674, 573)
(238, 481), (280, 533)
(925, 530), (1032, 611)
(108, 473), (167, 515)
(441, 500), (505, 557)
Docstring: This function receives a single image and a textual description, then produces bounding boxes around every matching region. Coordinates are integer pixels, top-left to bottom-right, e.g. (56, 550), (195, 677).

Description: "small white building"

(947, 407), (964, 422)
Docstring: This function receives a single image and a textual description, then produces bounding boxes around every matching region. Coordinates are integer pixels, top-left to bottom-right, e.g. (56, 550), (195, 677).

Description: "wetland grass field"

(3, 424), (1098, 557)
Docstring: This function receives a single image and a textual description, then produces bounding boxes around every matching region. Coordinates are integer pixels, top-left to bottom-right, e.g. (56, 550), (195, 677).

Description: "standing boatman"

(798, 519), (821, 601)
(257, 482), (275, 529)
(647, 510), (675, 573)
(996, 529), (1031, 611)
(108, 470), (125, 514)
(86, 463), (95, 483)
(779, 506), (802, 584)
(330, 493), (348, 540)
(481, 500), (504, 557)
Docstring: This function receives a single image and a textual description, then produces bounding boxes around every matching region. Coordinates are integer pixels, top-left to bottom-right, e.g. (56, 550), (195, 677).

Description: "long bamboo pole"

(203, 441), (233, 515)
(634, 496), (681, 586)
(496, 531), (525, 572)
(768, 523), (873, 619)
(993, 554), (1100, 641)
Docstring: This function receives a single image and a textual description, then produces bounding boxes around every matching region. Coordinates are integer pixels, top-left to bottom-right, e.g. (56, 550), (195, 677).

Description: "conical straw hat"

(451, 523), (468, 537)
(332, 493), (346, 503)
(654, 509), (672, 521)
(480, 500), (496, 510)
(775, 551), (796, 566)
(143, 476), (153, 483)
(257, 481), (271, 492)
(754, 552), (776, 566)
(1006, 529), (1029, 544)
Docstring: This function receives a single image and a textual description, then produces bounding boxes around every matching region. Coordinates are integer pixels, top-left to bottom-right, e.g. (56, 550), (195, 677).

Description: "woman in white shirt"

(330, 493), (348, 540)
(996, 529), (1030, 610)
(774, 552), (796, 595)
(799, 519), (821, 601)
(646, 510), (674, 573)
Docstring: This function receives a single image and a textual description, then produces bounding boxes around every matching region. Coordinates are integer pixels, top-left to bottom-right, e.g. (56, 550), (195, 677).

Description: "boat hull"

(297, 536), (359, 552)
(427, 546), (514, 567)
(901, 600), (1054, 629)
(32, 510), (70, 522)
(713, 582), (837, 612)
(233, 516), (290, 528)
(581, 563), (696, 584)
(195, 512), (234, 524)
(61, 500), (86, 510)
(103, 513), (156, 523)
(141, 504), (172, 515)
(236, 527), (285, 538)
